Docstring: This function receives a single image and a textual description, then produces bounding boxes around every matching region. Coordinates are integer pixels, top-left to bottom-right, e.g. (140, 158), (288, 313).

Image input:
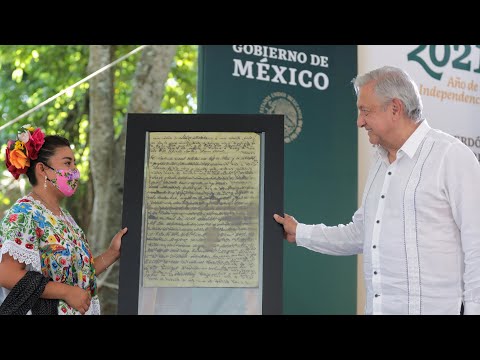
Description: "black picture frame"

(117, 113), (284, 315)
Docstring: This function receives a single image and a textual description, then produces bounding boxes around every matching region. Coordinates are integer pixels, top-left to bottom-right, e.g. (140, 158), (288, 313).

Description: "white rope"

(0, 45), (148, 133)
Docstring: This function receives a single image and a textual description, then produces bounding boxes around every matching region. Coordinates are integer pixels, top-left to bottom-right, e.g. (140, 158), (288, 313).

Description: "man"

(274, 66), (480, 315)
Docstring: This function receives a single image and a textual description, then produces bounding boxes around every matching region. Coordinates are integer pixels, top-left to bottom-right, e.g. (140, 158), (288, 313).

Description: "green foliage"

(0, 45), (198, 219)
(111, 45), (198, 136)
(0, 45), (90, 218)
(112, 45), (143, 137)
(0, 45), (89, 145)
(162, 45), (198, 113)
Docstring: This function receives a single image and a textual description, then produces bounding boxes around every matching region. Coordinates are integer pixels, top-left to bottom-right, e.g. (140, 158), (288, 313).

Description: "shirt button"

(374, 271), (377, 275)
(388, 172), (392, 175)
(381, 195), (385, 199)
(375, 294), (380, 298)
(373, 245), (377, 249)
(376, 220), (380, 223)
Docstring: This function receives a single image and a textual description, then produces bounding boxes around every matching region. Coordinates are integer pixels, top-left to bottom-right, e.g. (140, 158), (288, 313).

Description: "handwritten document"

(143, 132), (261, 287)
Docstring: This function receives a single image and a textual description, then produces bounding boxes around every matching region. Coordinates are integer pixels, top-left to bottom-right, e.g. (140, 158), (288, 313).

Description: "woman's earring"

(44, 175), (47, 189)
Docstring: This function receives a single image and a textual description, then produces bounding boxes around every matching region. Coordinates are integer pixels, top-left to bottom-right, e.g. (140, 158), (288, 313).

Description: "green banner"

(198, 45), (358, 314)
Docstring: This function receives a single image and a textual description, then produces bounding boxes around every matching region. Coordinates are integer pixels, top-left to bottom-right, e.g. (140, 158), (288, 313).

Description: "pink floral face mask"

(44, 163), (80, 197)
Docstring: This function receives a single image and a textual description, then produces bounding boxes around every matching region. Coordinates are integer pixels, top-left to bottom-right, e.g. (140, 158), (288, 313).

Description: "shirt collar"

(376, 119), (431, 160)
(400, 119), (431, 159)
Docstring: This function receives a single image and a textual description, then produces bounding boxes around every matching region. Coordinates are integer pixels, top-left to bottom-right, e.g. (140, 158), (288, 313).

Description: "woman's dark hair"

(26, 135), (71, 186)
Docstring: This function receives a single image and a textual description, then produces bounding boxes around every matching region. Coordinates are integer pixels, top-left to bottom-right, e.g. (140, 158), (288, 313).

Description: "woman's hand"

(64, 286), (91, 315)
(108, 227), (128, 260)
(94, 227), (128, 275)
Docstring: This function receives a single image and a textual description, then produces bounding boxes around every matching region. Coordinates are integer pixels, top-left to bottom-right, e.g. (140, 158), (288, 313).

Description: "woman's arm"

(94, 248), (120, 275)
(0, 253), (28, 289)
(94, 227), (127, 276)
(0, 253), (92, 314)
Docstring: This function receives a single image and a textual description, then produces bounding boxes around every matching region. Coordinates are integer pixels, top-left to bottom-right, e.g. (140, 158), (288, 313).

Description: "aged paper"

(143, 132), (260, 287)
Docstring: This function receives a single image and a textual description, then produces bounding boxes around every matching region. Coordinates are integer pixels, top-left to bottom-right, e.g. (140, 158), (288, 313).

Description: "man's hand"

(273, 213), (298, 243)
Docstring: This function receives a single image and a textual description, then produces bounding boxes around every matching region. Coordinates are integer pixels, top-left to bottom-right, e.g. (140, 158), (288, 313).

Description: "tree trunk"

(88, 45), (178, 314)
(87, 45), (114, 255)
(112, 45), (178, 229)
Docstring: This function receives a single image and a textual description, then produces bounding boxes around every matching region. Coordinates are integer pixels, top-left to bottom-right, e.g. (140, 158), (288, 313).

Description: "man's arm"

(274, 207), (364, 256)
(443, 143), (480, 314)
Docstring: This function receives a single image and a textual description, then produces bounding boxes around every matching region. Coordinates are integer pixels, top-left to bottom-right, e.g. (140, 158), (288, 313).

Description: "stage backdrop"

(359, 45), (480, 159)
(357, 45), (480, 313)
(198, 45), (358, 314)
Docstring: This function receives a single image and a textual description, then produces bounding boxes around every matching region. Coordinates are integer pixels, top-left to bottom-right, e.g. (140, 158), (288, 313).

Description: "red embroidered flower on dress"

(35, 227), (44, 238)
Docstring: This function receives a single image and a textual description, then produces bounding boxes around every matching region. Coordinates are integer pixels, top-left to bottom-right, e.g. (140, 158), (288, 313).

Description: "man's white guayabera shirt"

(296, 120), (480, 315)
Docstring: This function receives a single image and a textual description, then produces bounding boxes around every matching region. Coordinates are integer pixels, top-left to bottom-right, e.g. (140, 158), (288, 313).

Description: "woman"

(0, 125), (127, 314)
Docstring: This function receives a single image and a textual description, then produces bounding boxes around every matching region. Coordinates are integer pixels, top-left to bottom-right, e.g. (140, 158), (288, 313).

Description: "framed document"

(118, 114), (284, 314)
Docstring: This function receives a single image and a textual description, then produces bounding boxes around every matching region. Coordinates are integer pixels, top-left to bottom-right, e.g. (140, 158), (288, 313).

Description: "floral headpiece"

(5, 124), (45, 180)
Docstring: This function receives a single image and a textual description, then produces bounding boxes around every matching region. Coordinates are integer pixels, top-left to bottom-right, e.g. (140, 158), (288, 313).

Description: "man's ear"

(391, 98), (402, 117)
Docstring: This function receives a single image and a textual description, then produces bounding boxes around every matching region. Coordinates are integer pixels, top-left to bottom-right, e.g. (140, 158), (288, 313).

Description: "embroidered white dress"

(0, 196), (100, 315)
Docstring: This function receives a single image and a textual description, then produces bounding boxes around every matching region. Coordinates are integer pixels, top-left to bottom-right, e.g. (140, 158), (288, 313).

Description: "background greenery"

(0, 45), (198, 228)
(0, 45), (198, 314)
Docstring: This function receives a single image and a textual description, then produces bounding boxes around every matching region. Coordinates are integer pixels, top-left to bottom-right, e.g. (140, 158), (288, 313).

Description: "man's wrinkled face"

(356, 82), (392, 146)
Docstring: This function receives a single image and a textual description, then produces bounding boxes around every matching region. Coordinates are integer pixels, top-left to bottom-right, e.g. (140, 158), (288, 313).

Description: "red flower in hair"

(24, 128), (45, 160)
(4, 125), (45, 180)
(5, 144), (28, 180)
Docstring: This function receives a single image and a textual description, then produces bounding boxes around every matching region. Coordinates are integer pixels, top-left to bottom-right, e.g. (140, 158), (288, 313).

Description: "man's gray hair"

(352, 66), (424, 122)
